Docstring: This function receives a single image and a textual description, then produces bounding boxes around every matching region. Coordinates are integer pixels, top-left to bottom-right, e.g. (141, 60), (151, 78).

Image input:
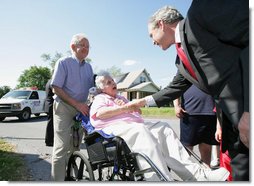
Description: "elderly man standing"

(50, 33), (94, 181)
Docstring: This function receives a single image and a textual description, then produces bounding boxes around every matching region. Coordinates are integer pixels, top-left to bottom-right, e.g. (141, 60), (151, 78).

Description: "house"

(115, 68), (160, 101)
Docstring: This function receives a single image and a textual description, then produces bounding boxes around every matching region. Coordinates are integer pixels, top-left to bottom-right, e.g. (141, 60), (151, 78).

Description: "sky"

(0, 0), (193, 89)
(0, 1), (253, 90)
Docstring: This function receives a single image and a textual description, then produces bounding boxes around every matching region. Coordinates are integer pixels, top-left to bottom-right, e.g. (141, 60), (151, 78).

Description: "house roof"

(114, 73), (128, 84)
(127, 82), (159, 92)
(117, 68), (153, 89)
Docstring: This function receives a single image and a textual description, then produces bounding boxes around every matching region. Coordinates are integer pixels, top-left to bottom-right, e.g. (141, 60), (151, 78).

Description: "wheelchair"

(66, 113), (209, 181)
(65, 113), (171, 181)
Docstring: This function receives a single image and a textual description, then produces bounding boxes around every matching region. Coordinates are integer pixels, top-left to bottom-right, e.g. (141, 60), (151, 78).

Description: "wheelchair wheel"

(66, 151), (95, 181)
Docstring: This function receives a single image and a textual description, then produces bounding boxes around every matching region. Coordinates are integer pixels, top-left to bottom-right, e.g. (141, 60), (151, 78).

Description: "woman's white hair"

(95, 71), (112, 90)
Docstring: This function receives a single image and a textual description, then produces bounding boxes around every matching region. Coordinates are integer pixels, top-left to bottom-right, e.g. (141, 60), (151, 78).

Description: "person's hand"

(121, 104), (140, 113)
(114, 98), (127, 106)
(75, 102), (89, 116)
(114, 98), (141, 113)
(174, 105), (186, 118)
(215, 125), (222, 142)
(238, 112), (249, 148)
(125, 98), (146, 108)
(128, 106), (141, 113)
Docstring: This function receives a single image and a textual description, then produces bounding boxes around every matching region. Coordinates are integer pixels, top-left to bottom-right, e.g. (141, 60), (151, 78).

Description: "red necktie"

(175, 43), (198, 80)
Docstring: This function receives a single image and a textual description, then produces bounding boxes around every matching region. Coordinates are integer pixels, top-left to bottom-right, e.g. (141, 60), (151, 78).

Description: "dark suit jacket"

(152, 0), (249, 153)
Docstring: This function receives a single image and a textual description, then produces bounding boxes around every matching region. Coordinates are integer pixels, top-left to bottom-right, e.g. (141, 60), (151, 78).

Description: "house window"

(140, 77), (146, 83)
(129, 92), (138, 101)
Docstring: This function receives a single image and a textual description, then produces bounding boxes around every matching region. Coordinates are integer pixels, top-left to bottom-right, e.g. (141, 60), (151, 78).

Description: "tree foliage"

(97, 65), (123, 77)
(0, 86), (11, 98)
(16, 66), (51, 90)
(41, 51), (65, 69)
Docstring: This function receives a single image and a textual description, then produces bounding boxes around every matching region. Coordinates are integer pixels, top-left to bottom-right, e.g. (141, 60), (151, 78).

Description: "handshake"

(114, 98), (147, 113)
(125, 98), (147, 108)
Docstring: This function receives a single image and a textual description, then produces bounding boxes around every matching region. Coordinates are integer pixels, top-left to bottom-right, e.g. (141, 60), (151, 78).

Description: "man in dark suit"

(127, 0), (249, 181)
(44, 79), (54, 146)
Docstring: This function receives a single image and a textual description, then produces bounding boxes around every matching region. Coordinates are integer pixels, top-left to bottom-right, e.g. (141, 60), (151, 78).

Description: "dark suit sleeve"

(152, 71), (192, 107)
(188, 0), (248, 48)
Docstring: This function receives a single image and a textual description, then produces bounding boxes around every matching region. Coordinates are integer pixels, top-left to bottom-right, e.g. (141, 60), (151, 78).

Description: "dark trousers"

(221, 112), (249, 181)
(228, 144), (249, 181)
(45, 106), (54, 146)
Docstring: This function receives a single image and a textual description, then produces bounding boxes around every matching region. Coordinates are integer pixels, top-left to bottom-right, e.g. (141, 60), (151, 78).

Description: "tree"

(16, 66), (51, 90)
(0, 86), (11, 98)
(97, 65), (123, 77)
(41, 51), (65, 69)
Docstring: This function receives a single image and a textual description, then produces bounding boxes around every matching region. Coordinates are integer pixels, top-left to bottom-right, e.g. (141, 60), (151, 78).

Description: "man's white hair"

(70, 33), (88, 45)
(70, 33), (89, 52)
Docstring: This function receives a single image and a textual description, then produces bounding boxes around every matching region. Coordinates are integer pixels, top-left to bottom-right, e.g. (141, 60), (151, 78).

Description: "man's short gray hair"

(148, 6), (184, 30)
(70, 33), (88, 45)
(95, 71), (111, 90)
(70, 33), (89, 53)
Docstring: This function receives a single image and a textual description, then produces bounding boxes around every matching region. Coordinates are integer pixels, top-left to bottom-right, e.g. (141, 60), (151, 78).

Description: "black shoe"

(65, 176), (76, 181)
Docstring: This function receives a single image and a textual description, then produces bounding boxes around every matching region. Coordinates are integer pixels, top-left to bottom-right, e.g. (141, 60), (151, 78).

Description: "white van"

(0, 89), (46, 121)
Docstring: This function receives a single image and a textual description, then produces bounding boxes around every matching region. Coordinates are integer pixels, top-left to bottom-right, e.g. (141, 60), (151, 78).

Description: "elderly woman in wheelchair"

(67, 72), (229, 181)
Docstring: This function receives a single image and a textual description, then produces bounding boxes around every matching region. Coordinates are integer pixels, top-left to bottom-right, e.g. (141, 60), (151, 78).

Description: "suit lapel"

(178, 20), (210, 93)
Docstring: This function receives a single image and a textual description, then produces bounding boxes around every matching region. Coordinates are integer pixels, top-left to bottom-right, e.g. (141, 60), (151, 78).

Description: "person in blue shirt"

(50, 33), (94, 181)
(173, 84), (219, 166)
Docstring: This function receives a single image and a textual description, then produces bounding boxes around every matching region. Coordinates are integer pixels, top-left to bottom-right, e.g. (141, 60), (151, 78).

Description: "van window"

(29, 91), (39, 99)
(3, 90), (30, 99)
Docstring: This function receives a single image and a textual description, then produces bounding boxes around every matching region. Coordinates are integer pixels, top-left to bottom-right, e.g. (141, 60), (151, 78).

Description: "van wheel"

(19, 108), (31, 121)
(0, 117), (5, 121)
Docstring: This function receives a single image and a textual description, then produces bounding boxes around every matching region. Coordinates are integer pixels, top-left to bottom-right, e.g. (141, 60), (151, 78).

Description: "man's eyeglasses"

(76, 44), (91, 50)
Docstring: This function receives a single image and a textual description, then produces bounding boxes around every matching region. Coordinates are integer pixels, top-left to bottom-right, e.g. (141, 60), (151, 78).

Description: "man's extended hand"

(125, 98), (147, 108)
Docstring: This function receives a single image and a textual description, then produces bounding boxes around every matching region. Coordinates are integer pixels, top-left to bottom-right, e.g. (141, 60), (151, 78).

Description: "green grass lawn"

(141, 107), (176, 118)
(0, 139), (31, 181)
